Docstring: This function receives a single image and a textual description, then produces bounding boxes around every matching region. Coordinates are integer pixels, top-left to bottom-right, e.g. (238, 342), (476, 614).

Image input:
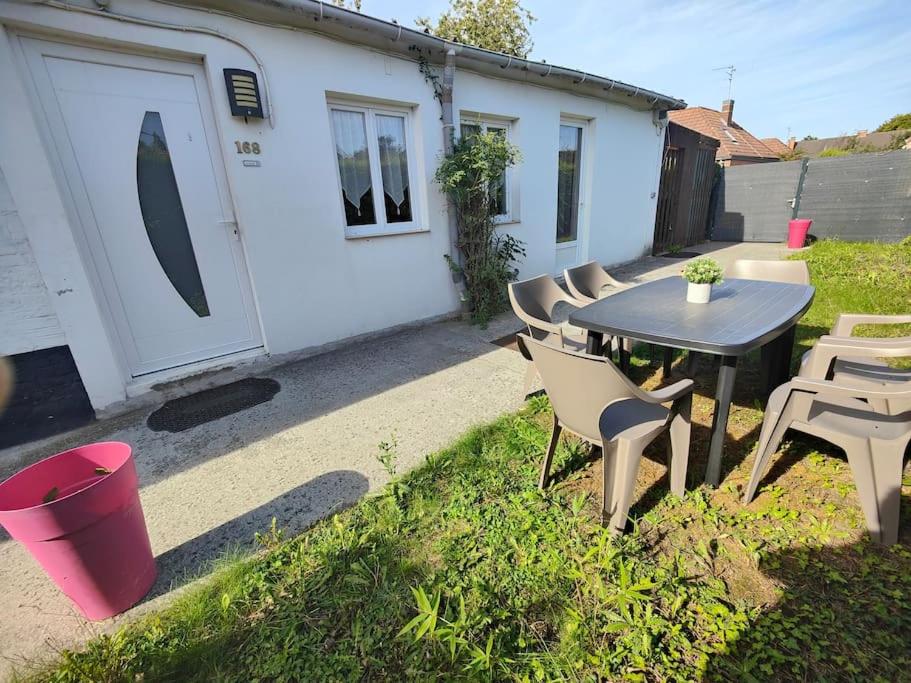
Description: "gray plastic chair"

(518, 333), (694, 533)
(509, 274), (597, 395)
(564, 261), (639, 367)
(508, 274), (585, 348)
(563, 261), (628, 305)
(725, 258), (810, 285)
(799, 313), (911, 415)
(744, 376), (910, 544)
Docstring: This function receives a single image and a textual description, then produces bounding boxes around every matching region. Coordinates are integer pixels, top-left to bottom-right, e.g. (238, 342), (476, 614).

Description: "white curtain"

(331, 109), (372, 214)
(376, 114), (409, 211)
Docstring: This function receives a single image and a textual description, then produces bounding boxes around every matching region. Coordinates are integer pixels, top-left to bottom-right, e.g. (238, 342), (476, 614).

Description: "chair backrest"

(726, 259), (810, 285)
(508, 275), (576, 338)
(564, 261), (608, 301)
(518, 333), (639, 442)
(565, 261), (627, 302)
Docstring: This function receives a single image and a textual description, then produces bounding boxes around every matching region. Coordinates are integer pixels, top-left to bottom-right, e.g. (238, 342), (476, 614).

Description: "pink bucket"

(0, 442), (156, 620)
(787, 219), (813, 249)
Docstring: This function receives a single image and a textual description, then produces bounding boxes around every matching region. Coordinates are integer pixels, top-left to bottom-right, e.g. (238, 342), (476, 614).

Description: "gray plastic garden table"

(569, 276), (815, 486)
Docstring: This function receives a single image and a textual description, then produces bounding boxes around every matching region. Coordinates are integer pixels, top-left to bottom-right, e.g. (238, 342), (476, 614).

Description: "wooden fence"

(652, 123), (720, 254)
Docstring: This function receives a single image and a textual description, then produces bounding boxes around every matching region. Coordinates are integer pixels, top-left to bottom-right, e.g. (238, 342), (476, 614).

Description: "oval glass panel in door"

(136, 111), (210, 317)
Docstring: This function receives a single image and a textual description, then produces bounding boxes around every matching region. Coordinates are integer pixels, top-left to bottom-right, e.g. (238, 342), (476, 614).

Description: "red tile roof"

(760, 137), (790, 156)
(668, 107), (779, 162)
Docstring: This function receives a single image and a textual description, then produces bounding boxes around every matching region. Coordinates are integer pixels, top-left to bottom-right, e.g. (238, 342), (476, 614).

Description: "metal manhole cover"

(147, 377), (280, 433)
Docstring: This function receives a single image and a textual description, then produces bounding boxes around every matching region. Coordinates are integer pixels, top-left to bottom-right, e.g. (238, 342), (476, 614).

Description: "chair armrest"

(531, 319), (565, 337)
(791, 376), (911, 402)
(801, 335), (911, 378)
(643, 378), (695, 403)
(569, 291), (598, 306)
(603, 272), (630, 290)
(830, 313), (911, 336)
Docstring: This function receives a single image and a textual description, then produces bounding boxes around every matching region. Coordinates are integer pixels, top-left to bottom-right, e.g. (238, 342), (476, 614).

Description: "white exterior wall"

(0, 167), (64, 355)
(455, 72), (664, 277)
(0, 1), (664, 410)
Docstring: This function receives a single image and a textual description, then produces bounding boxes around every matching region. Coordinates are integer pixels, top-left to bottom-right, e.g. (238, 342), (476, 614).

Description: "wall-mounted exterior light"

(223, 69), (264, 119)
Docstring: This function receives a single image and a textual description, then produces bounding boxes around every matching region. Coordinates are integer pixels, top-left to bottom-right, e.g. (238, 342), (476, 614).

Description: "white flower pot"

(686, 282), (712, 304)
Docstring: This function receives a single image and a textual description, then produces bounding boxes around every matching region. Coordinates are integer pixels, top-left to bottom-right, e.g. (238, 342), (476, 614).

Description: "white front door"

(554, 119), (587, 276)
(21, 39), (261, 377)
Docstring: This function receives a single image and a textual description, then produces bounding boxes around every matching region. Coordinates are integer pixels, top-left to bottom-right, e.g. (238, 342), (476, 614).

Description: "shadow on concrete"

(145, 469), (369, 602)
(0, 320), (505, 490)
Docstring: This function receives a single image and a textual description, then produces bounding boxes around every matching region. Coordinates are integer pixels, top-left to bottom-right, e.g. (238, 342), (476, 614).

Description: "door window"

(136, 111), (210, 317)
(556, 124), (583, 243)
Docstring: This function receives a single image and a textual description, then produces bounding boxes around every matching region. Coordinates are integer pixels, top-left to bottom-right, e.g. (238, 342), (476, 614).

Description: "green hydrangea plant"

(681, 258), (724, 285)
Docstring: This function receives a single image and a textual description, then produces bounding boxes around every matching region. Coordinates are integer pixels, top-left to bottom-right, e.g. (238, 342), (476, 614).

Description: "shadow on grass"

(705, 528), (911, 681)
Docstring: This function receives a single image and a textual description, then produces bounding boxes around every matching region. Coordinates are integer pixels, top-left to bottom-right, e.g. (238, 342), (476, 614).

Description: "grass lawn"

(24, 240), (911, 682)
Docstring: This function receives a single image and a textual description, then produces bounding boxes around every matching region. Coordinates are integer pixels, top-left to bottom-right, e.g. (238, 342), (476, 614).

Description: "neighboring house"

(669, 100), (779, 166)
(796, 129), (911, 156)
(0, 0), (684, 423)
(760, 137), (790, 157)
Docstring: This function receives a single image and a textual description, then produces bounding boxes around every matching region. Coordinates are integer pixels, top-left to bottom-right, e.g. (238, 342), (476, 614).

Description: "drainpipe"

(441, 48), (467, 308)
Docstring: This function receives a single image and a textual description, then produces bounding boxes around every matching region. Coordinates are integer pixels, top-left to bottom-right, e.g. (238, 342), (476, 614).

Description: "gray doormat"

(660, 251), (701, 259)
(147, 377), (280, 433)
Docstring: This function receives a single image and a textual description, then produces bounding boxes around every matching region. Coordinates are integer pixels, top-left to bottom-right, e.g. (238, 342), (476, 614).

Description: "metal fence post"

(791, 157), (809, 219)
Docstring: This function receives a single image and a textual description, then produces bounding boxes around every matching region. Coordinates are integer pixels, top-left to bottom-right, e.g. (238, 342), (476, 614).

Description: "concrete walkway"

(0, 241), (788, 675)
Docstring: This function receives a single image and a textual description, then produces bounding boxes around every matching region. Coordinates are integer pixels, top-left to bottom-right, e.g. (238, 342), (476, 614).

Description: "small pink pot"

(787, 219), (813, 249)
(0, 442), (156, 620)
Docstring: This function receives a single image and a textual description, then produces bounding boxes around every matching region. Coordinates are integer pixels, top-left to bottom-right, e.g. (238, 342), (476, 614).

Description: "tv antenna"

(713, 65), (736, 100)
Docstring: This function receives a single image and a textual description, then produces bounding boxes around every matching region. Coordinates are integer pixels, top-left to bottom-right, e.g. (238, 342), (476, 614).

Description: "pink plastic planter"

(0, 442), (156, 620)
(787, 218), (813, 249)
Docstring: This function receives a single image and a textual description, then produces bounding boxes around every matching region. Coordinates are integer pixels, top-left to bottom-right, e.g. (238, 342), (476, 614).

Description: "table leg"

(685, 351), (700, 377)
(618, 337), (630, 375)
(760, 325), (797, 396)
(777, 325), (797, 384)
(662, 347), (674, 380)
(705, 355), (738, 487)
(759, 340), (778, 396)
(585, 330), (604, 356)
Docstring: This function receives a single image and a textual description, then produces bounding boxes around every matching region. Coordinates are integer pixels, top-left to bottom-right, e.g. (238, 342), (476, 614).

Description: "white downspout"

(440, 48), (467, 307)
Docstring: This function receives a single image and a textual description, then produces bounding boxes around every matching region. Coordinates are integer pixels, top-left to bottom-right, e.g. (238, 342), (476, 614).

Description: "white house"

(0, 0), (684, 428)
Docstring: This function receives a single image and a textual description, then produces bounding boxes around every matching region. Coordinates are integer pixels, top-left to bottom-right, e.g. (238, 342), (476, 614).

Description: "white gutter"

(161, 0), (687, 112)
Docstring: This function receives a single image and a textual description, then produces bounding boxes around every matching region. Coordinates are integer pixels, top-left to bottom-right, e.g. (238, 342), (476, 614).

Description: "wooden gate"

(653, 146), (683, 254)
(652, 122), (721, 255)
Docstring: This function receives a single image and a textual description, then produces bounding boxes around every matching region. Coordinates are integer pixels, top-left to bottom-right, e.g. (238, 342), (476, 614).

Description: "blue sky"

(362, 0), (911, 140)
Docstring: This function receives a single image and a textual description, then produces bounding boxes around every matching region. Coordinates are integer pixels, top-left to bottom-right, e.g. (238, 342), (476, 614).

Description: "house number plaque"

(234, 141), (261, 154)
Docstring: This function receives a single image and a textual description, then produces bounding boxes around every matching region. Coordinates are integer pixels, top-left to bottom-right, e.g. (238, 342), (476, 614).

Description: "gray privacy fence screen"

(711, 149), (911, 242)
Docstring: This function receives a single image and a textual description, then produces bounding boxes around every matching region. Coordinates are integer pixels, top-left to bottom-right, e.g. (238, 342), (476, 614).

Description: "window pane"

(556, 124), (582, 243)
(487, 127), (508, 217)
(460, 123), (481, 141)
(376, 114), (412, 223)
(331, 109), (376, 226)
(136, 111), (210, 317)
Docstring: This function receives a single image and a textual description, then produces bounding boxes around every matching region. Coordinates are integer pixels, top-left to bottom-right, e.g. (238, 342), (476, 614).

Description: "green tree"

(876, 113), (911, 132)
(416, 0), (536, 58)
(330, 0), (362, 11)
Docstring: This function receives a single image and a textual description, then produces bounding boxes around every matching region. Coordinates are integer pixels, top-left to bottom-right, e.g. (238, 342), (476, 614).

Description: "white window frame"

(554, 115), (592, 276)
(459, 115), (516, 224)
(327, 99), (423, 238)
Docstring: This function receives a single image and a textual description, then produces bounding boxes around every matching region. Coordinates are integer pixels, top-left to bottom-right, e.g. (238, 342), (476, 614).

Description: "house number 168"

(234, 141), (261, 154)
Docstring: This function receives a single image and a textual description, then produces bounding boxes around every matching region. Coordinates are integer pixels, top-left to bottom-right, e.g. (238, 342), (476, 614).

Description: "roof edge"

(164, 0), (686, 111)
